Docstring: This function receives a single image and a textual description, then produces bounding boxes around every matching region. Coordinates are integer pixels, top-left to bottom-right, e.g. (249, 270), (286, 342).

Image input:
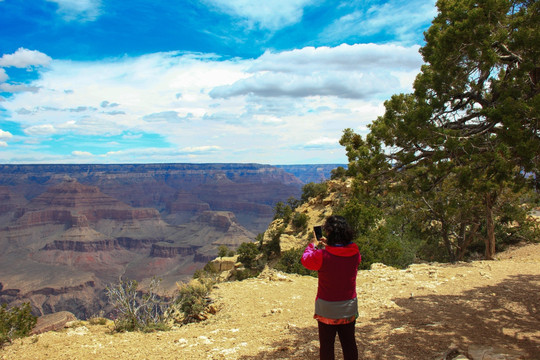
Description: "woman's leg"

(318, 321), (337, 360)
(336, 321), (358, 360)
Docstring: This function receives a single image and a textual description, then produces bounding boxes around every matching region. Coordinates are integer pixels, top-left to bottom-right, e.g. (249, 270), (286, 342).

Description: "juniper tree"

(341, 0), (539, 259)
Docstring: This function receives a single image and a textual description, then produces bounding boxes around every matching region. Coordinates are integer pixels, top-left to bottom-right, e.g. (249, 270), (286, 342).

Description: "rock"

(209, 256), (238, 272)
(467, 345), (525, 360)
(66, 325), (89, 336)
(31, 311), (77, 335)
(370, 263), (392, 271)
(257, 267), (291, 282)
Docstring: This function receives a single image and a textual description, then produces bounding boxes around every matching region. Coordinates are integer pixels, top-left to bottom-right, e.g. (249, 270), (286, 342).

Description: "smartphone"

(314, 225), (323, 240)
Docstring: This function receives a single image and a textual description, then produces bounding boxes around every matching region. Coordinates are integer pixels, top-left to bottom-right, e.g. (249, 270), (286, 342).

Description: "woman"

(301, 215), (361, 360)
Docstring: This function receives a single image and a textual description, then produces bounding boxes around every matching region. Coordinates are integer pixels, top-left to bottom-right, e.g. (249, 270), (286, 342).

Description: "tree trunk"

(484, 193), (497, 260)
(456, 222), (480, 261)
(441, 220), (455, 262)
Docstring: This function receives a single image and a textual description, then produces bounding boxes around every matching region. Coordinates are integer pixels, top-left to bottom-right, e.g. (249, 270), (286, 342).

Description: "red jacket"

(301, 243), (361, 301)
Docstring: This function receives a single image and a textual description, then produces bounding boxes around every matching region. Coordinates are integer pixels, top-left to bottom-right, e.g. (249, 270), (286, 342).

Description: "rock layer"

(0, 176), (265, 319)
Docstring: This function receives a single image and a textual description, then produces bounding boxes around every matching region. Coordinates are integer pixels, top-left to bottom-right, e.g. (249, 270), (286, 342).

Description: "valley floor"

(2, 243), (540, 360)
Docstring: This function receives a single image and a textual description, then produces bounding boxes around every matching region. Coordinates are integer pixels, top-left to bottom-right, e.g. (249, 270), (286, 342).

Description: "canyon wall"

(0, 163), (310, 318)
(0, 163), (339, 319)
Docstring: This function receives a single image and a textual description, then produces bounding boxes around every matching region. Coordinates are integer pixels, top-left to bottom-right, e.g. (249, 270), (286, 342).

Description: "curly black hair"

(323, 215), (354, 246)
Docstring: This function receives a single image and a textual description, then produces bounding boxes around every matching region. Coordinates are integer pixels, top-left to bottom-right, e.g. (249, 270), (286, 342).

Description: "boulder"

(31, 311), (77, 335)
(209, 256), (238, 272)
(467, 345), (525, 360)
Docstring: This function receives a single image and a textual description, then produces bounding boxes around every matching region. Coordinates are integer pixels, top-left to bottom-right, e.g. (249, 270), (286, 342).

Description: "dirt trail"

(2, 243), (539, 360)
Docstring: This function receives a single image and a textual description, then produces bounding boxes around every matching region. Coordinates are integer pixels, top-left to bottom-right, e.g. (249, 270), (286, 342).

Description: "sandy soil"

(2, 243), (539, 360)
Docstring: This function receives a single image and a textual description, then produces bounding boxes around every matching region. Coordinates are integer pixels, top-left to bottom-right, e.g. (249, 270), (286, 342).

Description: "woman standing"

(301, 215), (361, 360)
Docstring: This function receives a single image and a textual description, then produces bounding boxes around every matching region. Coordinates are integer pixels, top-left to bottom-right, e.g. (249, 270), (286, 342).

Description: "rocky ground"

(2, 242), (539, 360)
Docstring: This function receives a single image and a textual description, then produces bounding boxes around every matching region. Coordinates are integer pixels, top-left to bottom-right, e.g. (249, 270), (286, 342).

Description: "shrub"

(262, 226), (283, 260)
(106, 277), (169, 332)
(291, 212), (309, 232)
(331, 166), (347, 179)
(0, 302), (37, 347)
(274, 248), (316, 277)
(174, 277), (214, 323)
(273, 201), (293, 222)
(193, 261), (221, 282)
(301, 182), (327, 203)
(286, 196), (302, 211)
(354, 219), (418, 270)
(237, 242), (259, 269)
(217, 245), (229, 258)
(235, 268), (259, 281)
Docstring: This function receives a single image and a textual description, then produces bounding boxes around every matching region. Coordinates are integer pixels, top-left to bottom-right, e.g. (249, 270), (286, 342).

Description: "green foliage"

(174, 277), (214, 323)
(0, 303), (37, 347)
(193, 261), (219, 280)
(301, 182), (328, 203)
(235, 268), (260, 281)
(217, 245), (229, 258)
(493, 189), (540, 248)
(273, 201), (293, 222)
(286, 196), (302, 211)
(337, 193), (382, 238)
(339, 0), (539, 260)
(256, 232), (264, 247)
(106, 277), (169, 332)
(262, 226), (283, 260)
(347, 197), (421, 270)
(291, 212), (309, 232)
(330, 166), (347, 179)
(236, 242), (259, 269)
(274, 248), (317, 277)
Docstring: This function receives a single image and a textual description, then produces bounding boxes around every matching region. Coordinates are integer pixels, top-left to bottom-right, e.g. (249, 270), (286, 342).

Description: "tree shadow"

(239, 274), (540, 359)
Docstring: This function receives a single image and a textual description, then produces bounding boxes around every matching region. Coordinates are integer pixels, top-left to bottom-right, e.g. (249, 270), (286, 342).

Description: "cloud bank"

(0, 43), (422, 163)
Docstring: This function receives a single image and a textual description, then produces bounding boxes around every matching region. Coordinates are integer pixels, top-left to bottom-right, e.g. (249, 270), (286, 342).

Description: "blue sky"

(0, 0), (437, 164)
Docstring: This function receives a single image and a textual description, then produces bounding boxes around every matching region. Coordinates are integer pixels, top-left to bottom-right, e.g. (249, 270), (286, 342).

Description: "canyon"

(0, 163), (337, 319)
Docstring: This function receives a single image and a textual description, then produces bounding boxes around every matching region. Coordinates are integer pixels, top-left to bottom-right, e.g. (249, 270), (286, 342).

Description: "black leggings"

(318, 320), (358, 360)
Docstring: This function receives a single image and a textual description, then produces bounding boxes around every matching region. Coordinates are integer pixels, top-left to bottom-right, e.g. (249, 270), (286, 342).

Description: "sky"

(0, 0), (437, 165)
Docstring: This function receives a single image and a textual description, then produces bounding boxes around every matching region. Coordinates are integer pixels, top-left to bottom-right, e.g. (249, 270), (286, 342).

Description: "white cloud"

(306, 137), (339, 146)
(142, 111), (191, 123)
(45, 0), (102, 21)
(1, 44), (423, 164)
(322, 0), (437, 44)
(210, 44), (422, 99)
(0, 130), (13, 140)
(72, 150), (93, 157)
(0, 68), (7, 83)
(201, 0), (314, 30)
(0, 83), (40, 93)
(101, 145), (223, 163)
(211, 71), (399, 99)
(0, 129), (13, 147)
(181, 145), (222, 153)
(23, 124), (57, 136)
(0, 48), (52, 68)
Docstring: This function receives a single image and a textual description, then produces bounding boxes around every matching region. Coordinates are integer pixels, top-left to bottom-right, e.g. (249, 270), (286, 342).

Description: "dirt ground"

(2, 243), (539, 360)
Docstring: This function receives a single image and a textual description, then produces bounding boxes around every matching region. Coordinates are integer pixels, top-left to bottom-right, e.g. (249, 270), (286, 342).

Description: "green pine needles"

(0, 303), (37, 347)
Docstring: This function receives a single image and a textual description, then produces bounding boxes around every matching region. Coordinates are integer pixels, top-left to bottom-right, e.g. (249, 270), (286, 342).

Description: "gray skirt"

(315, 297), (358, 319)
